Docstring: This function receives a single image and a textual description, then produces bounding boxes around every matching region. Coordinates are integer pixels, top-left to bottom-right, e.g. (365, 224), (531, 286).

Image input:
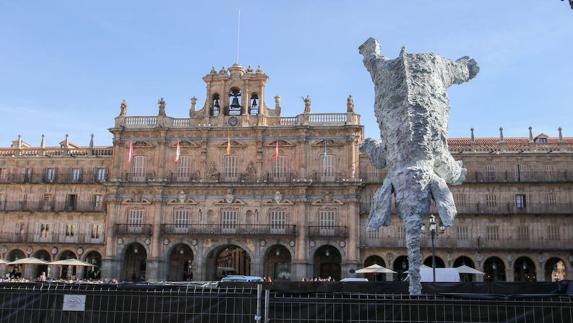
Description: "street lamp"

(421, 214), (444, 282)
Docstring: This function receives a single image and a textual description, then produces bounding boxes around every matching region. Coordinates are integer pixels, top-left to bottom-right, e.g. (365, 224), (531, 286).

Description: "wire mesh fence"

(0, 282), (571, 323)
(0, 283), (260, 323)
(267, 291), (573, 323)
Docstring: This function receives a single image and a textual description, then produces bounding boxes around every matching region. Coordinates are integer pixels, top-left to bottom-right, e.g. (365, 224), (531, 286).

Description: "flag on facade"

(273, 139), (279, 161)
(175, 141), (181, 162)
(128, 141), (133, 163)
(226, 130), (231, 155)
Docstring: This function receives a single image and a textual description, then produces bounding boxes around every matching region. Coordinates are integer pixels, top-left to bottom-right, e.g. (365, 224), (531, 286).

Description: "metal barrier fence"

(0, 282), (572, 323)
(0, 283), (260, 323)
(267, 291), (573, 323)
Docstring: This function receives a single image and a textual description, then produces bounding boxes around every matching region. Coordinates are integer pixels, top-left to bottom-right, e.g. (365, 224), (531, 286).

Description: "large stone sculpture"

(358, 37), (479, 295)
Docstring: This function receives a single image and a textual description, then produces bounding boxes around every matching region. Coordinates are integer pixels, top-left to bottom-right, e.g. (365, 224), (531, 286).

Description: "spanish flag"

(175, 141), (180, 162)
(128, 141), (133, 163)
(273, 139), (279, 161)
(226, 130), (231, 155)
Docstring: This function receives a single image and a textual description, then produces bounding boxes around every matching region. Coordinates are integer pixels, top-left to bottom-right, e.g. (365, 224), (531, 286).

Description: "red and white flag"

(175, 141), (181, 162)
(128, 141), (133, 163)
(273, 140), (279, 161)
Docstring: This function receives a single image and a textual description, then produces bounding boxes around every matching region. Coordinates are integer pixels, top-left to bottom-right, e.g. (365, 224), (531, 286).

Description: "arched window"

(228, 88), (242, 116)
(250, 93), (259, 115)
(211, 94), (220, 116)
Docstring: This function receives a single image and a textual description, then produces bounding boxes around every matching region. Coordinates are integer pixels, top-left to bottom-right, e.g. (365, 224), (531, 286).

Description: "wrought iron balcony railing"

(359, 170), (573, 184)
(115, 224), (153, 236)
(360, 234), (573, 251)
(307, 226), (349, 239)
(122, 172), (156, 183)
(160, 224), (297, 236)
(0, 170), (108, 184)
(0, 232), (105, 244)
(0, 201), (105, 212)
(464, 170), (573, 183)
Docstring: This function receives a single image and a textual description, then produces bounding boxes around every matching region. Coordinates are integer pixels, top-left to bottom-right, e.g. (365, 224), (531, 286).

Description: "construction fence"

(0, 281), (571, 323)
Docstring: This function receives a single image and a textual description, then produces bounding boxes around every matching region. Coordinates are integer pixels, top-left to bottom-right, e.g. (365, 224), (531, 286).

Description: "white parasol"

(49, 259), (95, 267)
(7, 257), (49, 265)
(455, 265), (484, 275)
(355, 264), (396, 274)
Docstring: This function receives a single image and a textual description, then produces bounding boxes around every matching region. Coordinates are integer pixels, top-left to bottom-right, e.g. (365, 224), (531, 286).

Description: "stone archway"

(123, 243), (147, 282)
(545, 257), (567, 282)
(6, 249), (26, 277)
(83, 251), (102, 280)
(393, 256), (409, 281)
(423, 256), (445, 268)
(514, 256), (536, 282)
(205, 244), (251, 281)
(363, 255), (386, 281)
(58, 250), (77, 279)
(313, 245), (341, 280)
(32, 249), (51, 279)
(483, 256), (506, 281)
(168, 244), (194, 281)
(264, 245), (292, 281)
(453, 256), (476, 282)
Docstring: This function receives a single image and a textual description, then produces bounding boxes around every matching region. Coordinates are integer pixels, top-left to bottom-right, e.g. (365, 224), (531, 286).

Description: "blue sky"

(0, 1), (571, 146)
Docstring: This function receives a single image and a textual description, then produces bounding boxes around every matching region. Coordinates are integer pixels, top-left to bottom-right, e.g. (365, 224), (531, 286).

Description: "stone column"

(536, 261), (545, 282)
(146, 202), (162, 282)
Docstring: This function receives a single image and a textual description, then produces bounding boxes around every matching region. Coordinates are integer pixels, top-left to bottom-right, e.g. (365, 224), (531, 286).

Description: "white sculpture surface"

(359, 37), (479, 295)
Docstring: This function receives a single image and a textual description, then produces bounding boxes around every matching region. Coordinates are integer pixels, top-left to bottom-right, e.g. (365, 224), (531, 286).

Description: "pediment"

(266, 140), (295, 148)
(217, 140), (246, 149)
(170, 140), (201, 148)
(312, 192), (343, 205)
(312, 199), (343, 206)
(214, 199), (246, 205)
(133, 141), (153, 148)
(167, 198), (198, 205)
(122, 198), (152, 205)
(311, 139), (344, 148)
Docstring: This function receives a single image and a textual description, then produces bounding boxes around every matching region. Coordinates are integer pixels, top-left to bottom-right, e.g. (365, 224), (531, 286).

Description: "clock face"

(228, 116), (238, 127)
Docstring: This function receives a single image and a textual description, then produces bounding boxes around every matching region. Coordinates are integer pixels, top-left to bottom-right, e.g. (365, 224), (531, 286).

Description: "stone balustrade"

(0, 147), (112, 157)
(117, 113), (359, 129)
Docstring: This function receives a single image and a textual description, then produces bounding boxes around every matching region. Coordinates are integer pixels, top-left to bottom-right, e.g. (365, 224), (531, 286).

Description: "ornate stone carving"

(359, 37), (479, 295)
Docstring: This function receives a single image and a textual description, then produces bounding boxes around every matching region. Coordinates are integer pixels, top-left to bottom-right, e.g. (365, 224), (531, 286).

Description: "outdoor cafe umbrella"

(49, 259), (94, 267)
(0, 259), (7, 265)
(355, 264), (397, 274)
(7, 257), (48, 265)
(455, 265), (484, 275)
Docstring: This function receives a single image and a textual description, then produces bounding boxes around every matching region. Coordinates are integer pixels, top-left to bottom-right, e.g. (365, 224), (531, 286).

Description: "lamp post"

(421, 214), (444, 283)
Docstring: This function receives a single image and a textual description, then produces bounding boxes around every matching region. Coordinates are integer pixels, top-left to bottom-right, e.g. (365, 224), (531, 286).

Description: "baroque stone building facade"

(0, 64), (571, 282)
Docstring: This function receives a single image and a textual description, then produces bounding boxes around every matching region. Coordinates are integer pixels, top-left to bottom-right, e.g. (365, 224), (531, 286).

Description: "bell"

(213, 98), (220, 108)
(251, 98), (258, 107)
(230, 96), (241, 109)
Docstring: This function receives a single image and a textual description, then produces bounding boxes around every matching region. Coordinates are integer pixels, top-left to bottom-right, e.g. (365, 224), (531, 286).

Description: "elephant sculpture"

(359, 37), (479, 294)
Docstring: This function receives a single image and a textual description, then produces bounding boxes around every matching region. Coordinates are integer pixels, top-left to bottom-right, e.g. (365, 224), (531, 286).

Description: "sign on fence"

(62, 294), (86, 311)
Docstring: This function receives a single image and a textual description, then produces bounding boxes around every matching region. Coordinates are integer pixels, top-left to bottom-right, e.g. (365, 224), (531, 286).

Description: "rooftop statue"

(358, 37), (479, 295)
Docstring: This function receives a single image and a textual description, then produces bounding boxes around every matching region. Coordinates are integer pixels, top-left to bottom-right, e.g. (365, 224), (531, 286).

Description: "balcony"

(161, 224), (297, 237)
(464, 170), (572, 183)
(0, 232), (105, 244)
(0, 201), (105, 212)
(122, 172), (156, 183)
(0, 171), (108, 184)
(115, 224), (153, 236)
(457, 202), (573, 215)
(307, 226), (349, 239)
(360, 235), (573, 251)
